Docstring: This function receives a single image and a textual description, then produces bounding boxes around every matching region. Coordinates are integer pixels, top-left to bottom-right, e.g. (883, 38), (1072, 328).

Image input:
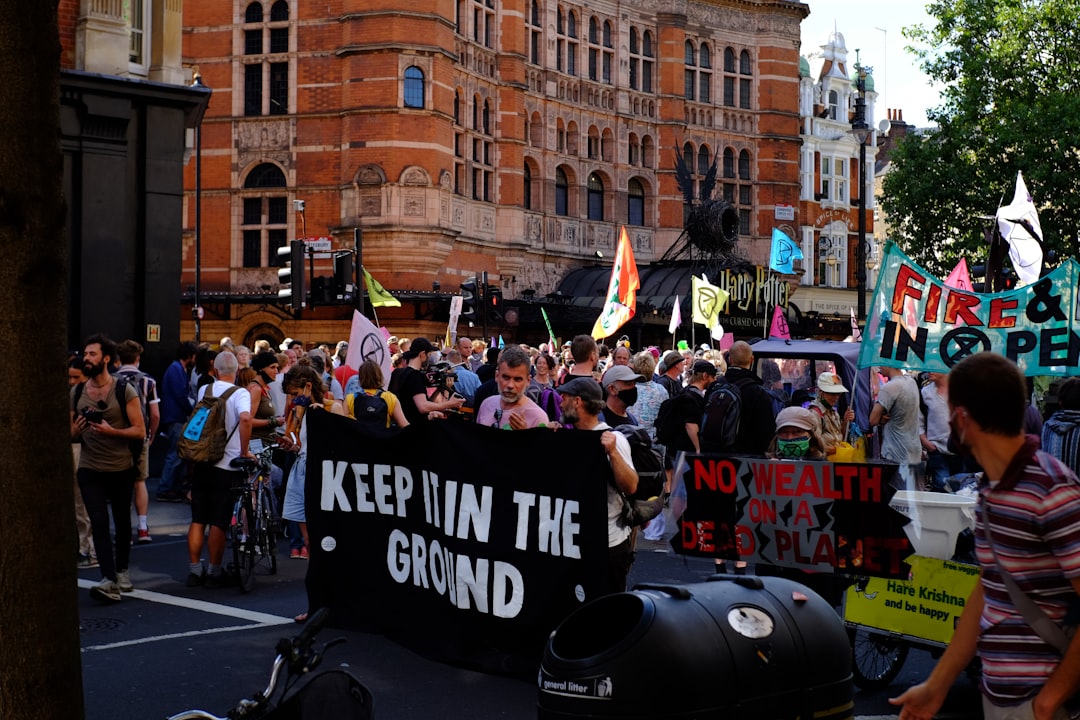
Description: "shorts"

(281, 454), (307, 523)
(191, 464), (242, 530)
(982, 695), (1071, 720)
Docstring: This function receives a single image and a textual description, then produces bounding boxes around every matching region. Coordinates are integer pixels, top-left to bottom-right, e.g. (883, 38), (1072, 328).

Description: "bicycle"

(229, 447), (279, 592)
(166, 608), (373, 719)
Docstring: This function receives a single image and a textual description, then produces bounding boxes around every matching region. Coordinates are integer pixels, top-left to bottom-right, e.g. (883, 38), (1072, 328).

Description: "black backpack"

(610, 424), (666, 526)
(72, 376), (143, 465)
(653, 396), (682, 447)
(349, 390), (389, 428)
(699, 377), (743, 453)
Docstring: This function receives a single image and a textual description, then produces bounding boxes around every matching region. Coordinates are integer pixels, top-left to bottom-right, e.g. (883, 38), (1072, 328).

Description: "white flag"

(996, 171), (1043, 285)
(668, 295), (682, 334)
(344, 310), (392, 389)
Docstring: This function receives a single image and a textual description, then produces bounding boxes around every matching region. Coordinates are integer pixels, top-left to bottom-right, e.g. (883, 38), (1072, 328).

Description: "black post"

(851, 54), (871, 322)
(191, 71), (211, 341)
(481, 270), (489, 346)
(354, 227), (364, 314)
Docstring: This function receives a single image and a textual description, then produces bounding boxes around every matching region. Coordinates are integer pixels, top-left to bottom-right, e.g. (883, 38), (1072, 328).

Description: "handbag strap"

(980, 500), (1071, 653)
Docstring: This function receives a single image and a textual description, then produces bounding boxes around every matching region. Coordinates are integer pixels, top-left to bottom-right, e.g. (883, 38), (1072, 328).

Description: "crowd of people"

(68, 329), (1080, 719)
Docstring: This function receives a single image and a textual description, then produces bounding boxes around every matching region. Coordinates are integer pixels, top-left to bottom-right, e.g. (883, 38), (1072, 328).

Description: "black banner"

(671, 454), (913, 579)
(305, 411), (611, 676)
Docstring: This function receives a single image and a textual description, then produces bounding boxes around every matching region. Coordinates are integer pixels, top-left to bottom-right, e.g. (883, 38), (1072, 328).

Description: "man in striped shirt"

(892, 352), (1080, 720)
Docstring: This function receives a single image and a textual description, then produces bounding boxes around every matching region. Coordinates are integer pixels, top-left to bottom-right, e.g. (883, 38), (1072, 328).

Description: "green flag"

(362, 266), (402, 308)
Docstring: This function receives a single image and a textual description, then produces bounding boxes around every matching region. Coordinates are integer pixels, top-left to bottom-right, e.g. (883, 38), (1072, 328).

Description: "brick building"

(181, 0), (809, 348)
(59, 0), (209, 377)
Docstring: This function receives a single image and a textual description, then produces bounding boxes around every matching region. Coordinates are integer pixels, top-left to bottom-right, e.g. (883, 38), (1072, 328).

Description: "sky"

(798, 0), (941, 128)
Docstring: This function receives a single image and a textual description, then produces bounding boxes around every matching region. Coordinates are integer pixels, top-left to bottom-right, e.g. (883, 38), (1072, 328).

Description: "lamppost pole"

(191, 70), (212, 342)
(851, 55), (871, 321)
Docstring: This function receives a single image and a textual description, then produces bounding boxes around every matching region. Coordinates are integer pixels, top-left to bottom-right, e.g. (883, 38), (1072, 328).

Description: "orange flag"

(591, 227), (640, 339)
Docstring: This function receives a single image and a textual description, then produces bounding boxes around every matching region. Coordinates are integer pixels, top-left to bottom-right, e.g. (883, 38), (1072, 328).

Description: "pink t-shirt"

(476, 396), (551, 429)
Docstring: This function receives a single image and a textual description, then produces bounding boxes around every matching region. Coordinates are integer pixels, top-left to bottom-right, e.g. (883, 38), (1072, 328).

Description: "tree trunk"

(0, 3), (84, 719)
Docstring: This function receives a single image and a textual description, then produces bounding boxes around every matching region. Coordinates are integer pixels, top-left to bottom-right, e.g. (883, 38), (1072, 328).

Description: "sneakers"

(156, 491), (184, 503)
(77, 554), (99, 569)
(290, 548), (302, 559)
(116, 569), (134, 593)
(205, 572), (235, 589)
(136, 528), (152, 544)
(89, 579), (122, 603)
(300, 546), (309, 560)
(186, 571), (205, 588)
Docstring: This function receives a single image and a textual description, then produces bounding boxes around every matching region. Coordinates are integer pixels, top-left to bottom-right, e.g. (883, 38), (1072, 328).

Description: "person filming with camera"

(388, 338), (464, 423)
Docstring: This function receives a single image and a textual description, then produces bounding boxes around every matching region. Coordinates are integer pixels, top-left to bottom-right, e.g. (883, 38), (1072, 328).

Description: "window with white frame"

(820, 156), (847, 203)
(127, 0), (150, 75)
(817, 227), (848, 288)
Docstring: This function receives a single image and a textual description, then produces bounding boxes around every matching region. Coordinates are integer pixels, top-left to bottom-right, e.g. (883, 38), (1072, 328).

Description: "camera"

(425, 361), (457, 388)
(80, 406), (104, 424)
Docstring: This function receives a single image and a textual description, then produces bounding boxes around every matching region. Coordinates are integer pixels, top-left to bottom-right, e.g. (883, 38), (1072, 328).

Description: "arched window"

(697, 145), (711, 176)
(603, 20), (612, 48)
(587, 173), (604, 221)
(628, 179), (645, 226)
(685, 41), (696, 66)
(723, 148), (735, 178)
(683, 142), (694, 169)
(589, 17), (599, 43)
(245, 2), (263, 23)
(700, 45), (711, 69)
(524, 163), (533, 211)
(555, 167), (569, 216)
(827, 90), (839, 120)
(244, 163), (287, 188)
(724, 47), (736, 73)
(453, 91), (461, 124)
(531, 0), (540, 25)
(567, 11), (576, 38)
(404, 66), (425, 108)
(241, 163), (288, 269)
(738, 150), (751, 180)
(740, 50), (752, 75)
(270, 0), (288, 20)
(483, 99), (491, 134)
(630, 28), (638, 53)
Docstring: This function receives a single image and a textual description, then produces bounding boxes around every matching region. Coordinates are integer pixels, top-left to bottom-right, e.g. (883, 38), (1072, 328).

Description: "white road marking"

(78, 579), (293, 652)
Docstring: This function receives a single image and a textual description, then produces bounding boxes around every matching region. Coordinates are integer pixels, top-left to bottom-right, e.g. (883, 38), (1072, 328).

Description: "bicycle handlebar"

(294, 607), (330, 650)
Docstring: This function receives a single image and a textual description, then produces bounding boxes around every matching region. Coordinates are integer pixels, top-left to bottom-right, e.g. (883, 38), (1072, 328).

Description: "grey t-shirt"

(876, 374), (923, 464)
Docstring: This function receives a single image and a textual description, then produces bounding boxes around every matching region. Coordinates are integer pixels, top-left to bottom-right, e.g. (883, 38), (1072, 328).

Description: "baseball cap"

(559, 377), (603, 403)
(403, 337), (435, 359)
(691, 360), (718, 376)
(601, 365), (646, 388)
(817, 372), (849, 394)
(775, 406), (819, 433)
(660, 351), (684, 372)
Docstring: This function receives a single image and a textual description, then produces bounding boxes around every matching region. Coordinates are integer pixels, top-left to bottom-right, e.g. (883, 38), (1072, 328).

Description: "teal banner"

(858, 243), (1080, 376)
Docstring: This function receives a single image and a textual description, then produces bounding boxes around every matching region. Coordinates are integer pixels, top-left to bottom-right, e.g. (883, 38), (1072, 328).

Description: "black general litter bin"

(537, 575), (853, 720)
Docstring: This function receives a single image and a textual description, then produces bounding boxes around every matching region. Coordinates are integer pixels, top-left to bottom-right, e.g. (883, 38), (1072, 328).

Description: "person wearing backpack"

(557, 377), (638, 595)
(115, 340), (161, 544)
(185, 351), (252, 589)
(598, 364), (646, 428)
(346, 359), (409, 429)
(71, 335), (146, 603)
(722, 341), (777, 455)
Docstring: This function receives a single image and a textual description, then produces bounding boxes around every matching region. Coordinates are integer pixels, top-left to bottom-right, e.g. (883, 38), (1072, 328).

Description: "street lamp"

(191, 69), (212, 342)
(850, 57), (871, 321)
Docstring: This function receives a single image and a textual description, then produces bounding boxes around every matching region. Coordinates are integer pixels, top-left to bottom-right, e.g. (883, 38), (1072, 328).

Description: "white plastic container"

(889, 490), (977, 560)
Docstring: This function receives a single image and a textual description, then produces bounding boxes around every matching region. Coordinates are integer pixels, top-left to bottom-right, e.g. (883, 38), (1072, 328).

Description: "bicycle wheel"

(257, 484), (278, 575)
(232, 494), (256, 593)
(849, 626), (909, 690)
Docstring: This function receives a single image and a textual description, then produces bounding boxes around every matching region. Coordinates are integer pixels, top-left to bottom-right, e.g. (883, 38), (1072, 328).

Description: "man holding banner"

(558, 377), (638, 594)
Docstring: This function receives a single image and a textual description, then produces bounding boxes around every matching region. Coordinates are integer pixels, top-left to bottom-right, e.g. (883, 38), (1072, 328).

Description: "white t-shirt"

(197, 380), (251, 470)
(595, 422), (634, 547)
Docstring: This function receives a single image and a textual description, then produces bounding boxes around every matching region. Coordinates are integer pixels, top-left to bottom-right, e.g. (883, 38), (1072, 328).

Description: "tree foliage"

(882, 0), (1080, 277)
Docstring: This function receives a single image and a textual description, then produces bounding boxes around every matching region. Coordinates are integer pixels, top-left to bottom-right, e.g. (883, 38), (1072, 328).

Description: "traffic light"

(460, 277), (478, 325)
(277, 240), (306, 311)
(487, 284), (503, 321)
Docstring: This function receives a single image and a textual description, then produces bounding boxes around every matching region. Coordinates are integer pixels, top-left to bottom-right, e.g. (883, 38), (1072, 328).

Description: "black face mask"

(617, 387), (638, 407)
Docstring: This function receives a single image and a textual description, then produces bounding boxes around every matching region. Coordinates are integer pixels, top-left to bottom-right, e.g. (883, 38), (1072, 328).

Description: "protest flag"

(361, 266), (402, 307)
(996, 171), (1044, 285)
(691, 274), (727, 328)
(768, 306), (791, 340)
(591, 226), (640, 339)
(849, 307), (862, 342)
(768, 228), (803, 275)
(344, 309), (392, 389)
(944, 258), (974, 291)
(541, 307), (558, 352)
(668, 295), (682, 335)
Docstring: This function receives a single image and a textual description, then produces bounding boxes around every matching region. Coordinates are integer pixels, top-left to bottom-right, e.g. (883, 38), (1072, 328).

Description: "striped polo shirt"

(976, 437), (1080, 709)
